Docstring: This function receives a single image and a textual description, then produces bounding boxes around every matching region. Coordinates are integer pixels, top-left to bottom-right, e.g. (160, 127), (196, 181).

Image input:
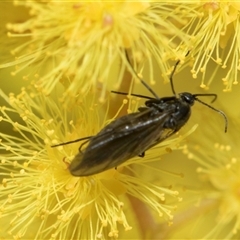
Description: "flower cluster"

(1, 1), (240, 240)
(179, 2), (240, 91)
(0, 87), (193, 239)
(176, 105), (240, 239)
(2, 1), (192, 103)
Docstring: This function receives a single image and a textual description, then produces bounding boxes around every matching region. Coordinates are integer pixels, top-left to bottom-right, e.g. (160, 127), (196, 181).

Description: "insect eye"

(180, 92), (195, 106)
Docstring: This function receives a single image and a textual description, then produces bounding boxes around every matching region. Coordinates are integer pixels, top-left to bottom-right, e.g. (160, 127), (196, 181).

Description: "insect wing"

(70, 108), (175, 176)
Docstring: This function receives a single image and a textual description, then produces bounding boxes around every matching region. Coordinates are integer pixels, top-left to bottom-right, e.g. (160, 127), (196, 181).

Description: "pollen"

(0, 87), (184, 239)
(181, 104), (240, 239)
(46, 130), (54, 136)
(1, 2), (190, 103)
(179, 2), (240, 91)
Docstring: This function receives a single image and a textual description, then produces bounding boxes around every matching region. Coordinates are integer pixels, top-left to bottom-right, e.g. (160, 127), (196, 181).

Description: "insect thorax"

(160, 98), (192, 131)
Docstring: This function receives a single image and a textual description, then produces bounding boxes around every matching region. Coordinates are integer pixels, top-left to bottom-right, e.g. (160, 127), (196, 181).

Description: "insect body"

(69, 94), (192, 176)
(52, 52), (228, 177)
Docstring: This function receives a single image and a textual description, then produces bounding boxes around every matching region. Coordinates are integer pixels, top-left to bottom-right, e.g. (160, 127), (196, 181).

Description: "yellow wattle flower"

(170, 104), (240, 239)
(1, 1), (189, 103)
(179, 1), (240, 91)
(0, 87), (192, 239)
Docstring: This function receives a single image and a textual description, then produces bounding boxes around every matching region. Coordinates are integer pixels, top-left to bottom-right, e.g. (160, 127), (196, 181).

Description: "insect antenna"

(169, 51), (190, 96)
(194, 97), (228, 133)
(51, 136), (92, 147)
(193, 93), (217, 103)
(125, 50), (159, 99)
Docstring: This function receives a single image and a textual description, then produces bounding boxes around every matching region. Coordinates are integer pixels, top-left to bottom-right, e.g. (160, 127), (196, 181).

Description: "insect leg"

(51, 136), (92, 147)
(138, 152), (145, 158)
(78, 139), (90, 153)
(138, 107), (149, 112)
(124, 50), (160, 99)
(169, 51), (190, 97)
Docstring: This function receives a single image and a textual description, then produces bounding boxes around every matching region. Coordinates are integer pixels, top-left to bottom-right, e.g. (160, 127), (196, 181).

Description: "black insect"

(52, 52), (228, 177)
